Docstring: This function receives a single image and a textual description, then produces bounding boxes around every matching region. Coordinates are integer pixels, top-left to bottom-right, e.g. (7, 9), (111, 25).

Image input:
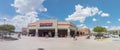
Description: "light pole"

(3, 17), (7, 24)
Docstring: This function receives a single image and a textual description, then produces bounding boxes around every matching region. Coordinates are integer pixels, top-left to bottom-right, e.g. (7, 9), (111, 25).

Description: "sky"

(0, 0), (120, 31)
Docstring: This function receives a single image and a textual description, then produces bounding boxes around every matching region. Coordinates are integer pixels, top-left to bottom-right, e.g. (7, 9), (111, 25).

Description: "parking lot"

(0, 35), (120, 50)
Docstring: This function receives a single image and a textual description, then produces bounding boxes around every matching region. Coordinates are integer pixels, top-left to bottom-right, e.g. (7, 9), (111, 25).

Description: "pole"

(3, 17), (6, 24)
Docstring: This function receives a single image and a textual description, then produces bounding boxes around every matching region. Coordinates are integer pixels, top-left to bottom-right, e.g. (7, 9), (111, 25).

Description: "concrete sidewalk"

(0, 36), (120, 50)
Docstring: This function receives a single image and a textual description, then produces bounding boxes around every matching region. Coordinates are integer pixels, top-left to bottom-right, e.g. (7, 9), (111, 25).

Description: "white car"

(103, 34), (110, 38)
(111, 34), (119, 38)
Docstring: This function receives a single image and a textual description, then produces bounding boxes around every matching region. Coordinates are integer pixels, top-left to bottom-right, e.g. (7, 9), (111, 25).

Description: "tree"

(93, 26), (107, 33)
(93, 26), (107, 39)
(0, 24), (15, 37)
(0, 24), (15, 32)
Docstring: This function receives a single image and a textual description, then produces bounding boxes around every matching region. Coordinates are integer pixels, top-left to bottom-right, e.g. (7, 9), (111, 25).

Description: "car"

(103, 34), (110, 38)
(111, 34), (119, 38)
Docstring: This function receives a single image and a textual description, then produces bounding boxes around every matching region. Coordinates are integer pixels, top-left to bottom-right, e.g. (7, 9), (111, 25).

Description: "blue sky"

(0, 0), (120, 31)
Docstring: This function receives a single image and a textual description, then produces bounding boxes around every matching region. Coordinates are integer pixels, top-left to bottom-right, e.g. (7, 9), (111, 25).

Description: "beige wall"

(26, 20), (78, 37)
(27, 20), (77, 30)
(58, 22), (70, 29)
(27, 23), (37, 29)
(36, 20), (57, 29)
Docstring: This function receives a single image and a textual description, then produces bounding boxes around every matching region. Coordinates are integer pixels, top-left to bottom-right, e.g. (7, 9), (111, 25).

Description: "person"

(48, 31), (52, 37)
(86, 35), (90, 39)
(45, 33), (49, 38)
(18, 33), (21, 39)
(94, 34), (98, 40)
(73, 34), (77, 41)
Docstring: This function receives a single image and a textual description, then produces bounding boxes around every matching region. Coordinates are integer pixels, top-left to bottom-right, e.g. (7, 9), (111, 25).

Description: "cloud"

(82, 25), (88, 28)
(92, 18), (97, 22)
(9, 0), (47, 31)
(77, 24), (84, 27)
(77, 24), (88, 28)
(101, 13), (109, 17)
(11, 0), (47, 14)
(98, 11), (103, 15)
(107, 21), (111, 24)
(65, 4), (109, 23)
(102, 26), (109, 29)
(12, 12), (39, 26)
(118, 18), (120, 21)
(99, 26), (120, 30)
(109, 26), (120, 30)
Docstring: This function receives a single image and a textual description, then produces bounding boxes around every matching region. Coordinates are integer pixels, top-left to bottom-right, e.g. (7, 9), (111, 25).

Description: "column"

(36, 29), (38, 37)
(27, 29), (29, 36)
(55, 28), (58, 37)
(74, 30), (77, 36)
(67, 28), (70, 37)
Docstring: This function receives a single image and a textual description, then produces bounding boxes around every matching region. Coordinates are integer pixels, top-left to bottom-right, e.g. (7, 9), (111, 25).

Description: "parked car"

(103, 34), (111, 38)
(111, 34), (119, 38)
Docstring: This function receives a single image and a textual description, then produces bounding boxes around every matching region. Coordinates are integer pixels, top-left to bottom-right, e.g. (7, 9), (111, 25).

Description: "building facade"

(108, 30), (120, 34)
(27, 20), (77, 37)
(77, 28), (90, 36)
(22, 28), (27, 35)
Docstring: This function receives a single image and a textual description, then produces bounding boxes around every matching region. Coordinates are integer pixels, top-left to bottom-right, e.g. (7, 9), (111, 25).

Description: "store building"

(22, 28), (27, 35)
(77, 28), (90, 36)
(27, 19), (77, 37)
(108, 30), (120, 34)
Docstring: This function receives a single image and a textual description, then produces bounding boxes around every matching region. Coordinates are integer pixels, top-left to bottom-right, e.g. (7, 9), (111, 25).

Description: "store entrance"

(29, 29), (36, 36)
(38, 29), (55, 37)
(70, 30), (75, 37)
(58, 29), (67, 37)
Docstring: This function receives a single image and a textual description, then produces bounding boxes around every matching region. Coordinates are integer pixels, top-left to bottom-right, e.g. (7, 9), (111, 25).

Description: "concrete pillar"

(27, 29), (29, 36)
(67, 28), (70, 37)
(74, 30), (77, 35)
(36, 29), (38, 37)
(55, 28), (58, 37)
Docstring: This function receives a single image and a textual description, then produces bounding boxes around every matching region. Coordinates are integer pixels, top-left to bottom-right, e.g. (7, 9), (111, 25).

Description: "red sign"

(40, 23), (53, 27)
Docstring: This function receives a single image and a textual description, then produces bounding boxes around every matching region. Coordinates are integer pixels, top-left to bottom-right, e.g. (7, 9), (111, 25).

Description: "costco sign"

(40, 23), (53, 27)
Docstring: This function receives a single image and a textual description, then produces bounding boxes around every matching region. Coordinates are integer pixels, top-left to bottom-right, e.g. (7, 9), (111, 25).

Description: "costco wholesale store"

(27, 20), (77, 37)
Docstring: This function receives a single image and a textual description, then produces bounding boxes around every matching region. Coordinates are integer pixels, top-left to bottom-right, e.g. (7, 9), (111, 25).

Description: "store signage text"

(40, 23), (53, 27)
